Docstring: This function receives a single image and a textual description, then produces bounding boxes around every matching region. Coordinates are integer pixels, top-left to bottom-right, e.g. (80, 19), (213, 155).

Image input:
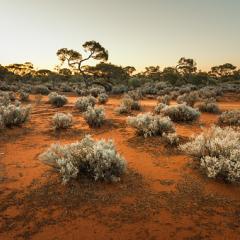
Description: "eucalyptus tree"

(56, 41), (108, 87)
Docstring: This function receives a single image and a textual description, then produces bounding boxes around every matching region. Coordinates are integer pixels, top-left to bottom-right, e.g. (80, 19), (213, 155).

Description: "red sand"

(0, 94), (239, 240)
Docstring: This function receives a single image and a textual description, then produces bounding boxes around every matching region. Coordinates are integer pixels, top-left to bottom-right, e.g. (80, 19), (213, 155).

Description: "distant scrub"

(83, 106), (105, 127)
(218, 110), (240, 126)
(115, 97), (141, 114)
(179, 126), (240, 182)
(161, 104), (200, 122)
(127, 113), (175, 138)
(0, 103), (31, 128)
(33, 85), (50, 95)
(39, 135), (127, 183)
(157, 95), (171, 105)
(98, 93), (109, 104)
(52, 113), (73, 130)
(75, 96), (96, 112)
(154, 103), (167, 114)
(177, 91), (199, 107)
(48, 92), (68, 107)
(19, 91), (30, 102)
(195, 99), (220, 113)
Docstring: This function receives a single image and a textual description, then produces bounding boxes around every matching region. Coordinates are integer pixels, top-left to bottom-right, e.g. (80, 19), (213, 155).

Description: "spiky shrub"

(154, 103), (167, 114)
(98, 93), (109, 104)
(39, 135), (127, 183)
(52, 113), (73, 130)
(127, 113), (175, 138)
(218, 110), (240, 126)
(162, 132), (180, 146)
(83, 106), (105, 127)
(179, 126), (240, 182)
(19, 91), (30, 102)
(0, 104), (31, 127)
(195, 99), (220, 113)
(75, 96), (96, 112)
(48, 92), (68, 107)
(177, 92), (199, 107)
(157, 95), (171, 105)
(162, 104), (200, 122)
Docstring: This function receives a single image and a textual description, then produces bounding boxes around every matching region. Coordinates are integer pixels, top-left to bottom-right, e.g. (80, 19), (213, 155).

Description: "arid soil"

(0, 94), (240, 240)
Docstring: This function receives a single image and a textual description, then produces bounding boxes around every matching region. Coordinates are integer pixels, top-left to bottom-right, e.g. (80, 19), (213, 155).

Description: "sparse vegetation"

(39, 135), (127, 183)
(83, 106), (105, 127)
(161, 104), (200, 122)
(218, 110), (240, 126)
(75, 96), (96, 112)
(52, 113), (73, 130)
(127, 113), (175, 138)
(180, 126), (240, 182)
(48, 92), (68, 107)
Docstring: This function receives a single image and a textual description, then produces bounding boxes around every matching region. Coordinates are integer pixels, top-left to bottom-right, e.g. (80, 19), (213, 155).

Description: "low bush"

(195, 99), (220, 113)
(48, 92), (68, 107)
(33, 85), (50, 95)
(52, 113), (73, 129)
(177, 91), (199, 107)
(83, 106), (105, 127)
(39, 135), (127, 183)
(0, 104), (31, 128)
(127, 113), (175, 138)
(115, 97), (141, 114)
(162, 132), (180, 146)
(154, 103), (167, 114)
(89, 87), (105, 97)
(162, 104), (200, 122)
(179, 126), (240, 182)
(75, 96), (96, 112)
(98, 93), (109, 104)
(19, 91), (30, 102)
(157, 95), (171, 105)
(218, 110), (240, 126)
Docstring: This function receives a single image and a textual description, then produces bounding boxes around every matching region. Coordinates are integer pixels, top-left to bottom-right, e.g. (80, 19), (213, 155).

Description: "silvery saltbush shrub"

(89, 86), (105, 97)
(61, 84), (73, 92)
(33, 85), (50, 95)
(75, 96), (96, 112)
(127, 90), (143, 100)
(39, 135), (127, 183)
(177, 91), (199, 107)
(0, 104), (31, 128)
(218, 110), (240, 126)
(115, 97), (141, 114)
(98, 93), (109, 104)
(48, 92), (68, 107)
(83, 106), (105, 127)
(112, 85), (128, 94)
(179, 126), (240, 182)
(127, 113), (175, 138)
(154, 103), (167, 114)
(52, 113), (73, 130)
(162, 132), (180, 146)
(162, 104), (200, 122)
(195, 99), (220, 113)
(19, 91), (30, 102)
(157, 95), (171, 105)
(0, 91), (11, 106)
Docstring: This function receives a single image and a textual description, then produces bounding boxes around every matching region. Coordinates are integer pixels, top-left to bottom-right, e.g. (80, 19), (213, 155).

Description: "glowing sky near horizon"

(0, 0), (239, 71)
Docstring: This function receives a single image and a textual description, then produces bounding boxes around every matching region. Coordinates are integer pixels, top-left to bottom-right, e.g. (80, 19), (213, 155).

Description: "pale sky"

(0, 0), (239, 71)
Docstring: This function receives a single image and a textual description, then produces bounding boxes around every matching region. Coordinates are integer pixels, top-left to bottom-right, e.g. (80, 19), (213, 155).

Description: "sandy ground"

(0, 94), (240, 240)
